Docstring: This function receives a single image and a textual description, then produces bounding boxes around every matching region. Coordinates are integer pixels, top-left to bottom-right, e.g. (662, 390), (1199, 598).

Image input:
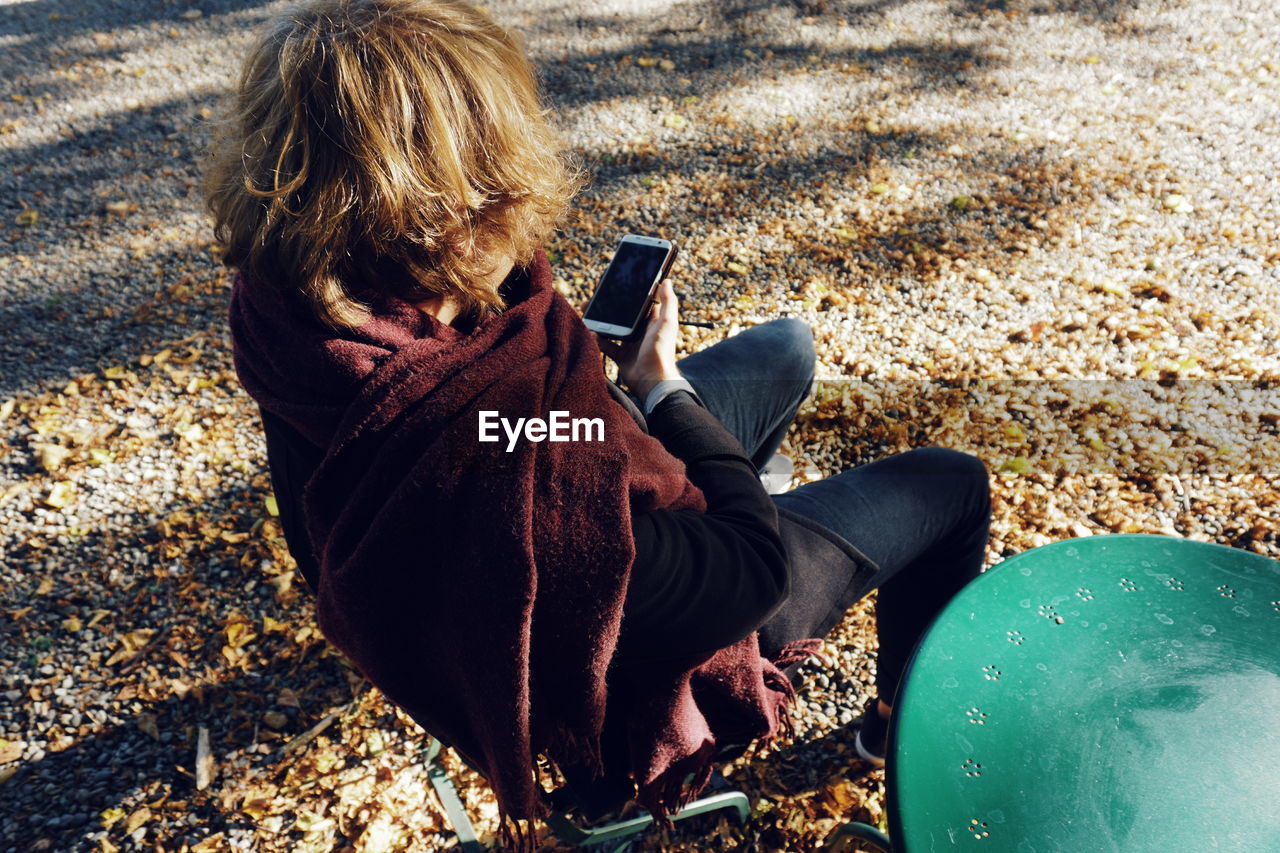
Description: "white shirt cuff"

(642, 377), (698, 416)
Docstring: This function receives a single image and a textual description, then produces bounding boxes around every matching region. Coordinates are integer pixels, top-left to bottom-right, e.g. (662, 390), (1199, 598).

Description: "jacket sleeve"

(615, 390), (790, 665)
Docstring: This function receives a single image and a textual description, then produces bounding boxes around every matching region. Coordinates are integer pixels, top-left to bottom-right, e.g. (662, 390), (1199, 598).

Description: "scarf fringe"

(544, 723), (605, 781)
(636, 739), (717, 832)
(771, 637), (833, 669)
(497, 808), (539, 853)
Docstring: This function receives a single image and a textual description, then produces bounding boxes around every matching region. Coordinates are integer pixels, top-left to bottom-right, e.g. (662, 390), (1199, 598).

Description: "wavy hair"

(205, 0), (580, 329)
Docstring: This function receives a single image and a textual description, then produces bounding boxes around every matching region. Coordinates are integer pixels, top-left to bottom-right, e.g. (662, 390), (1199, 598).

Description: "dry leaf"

(242, 797), (272, 820)
(124, 807), (151, 834)
(138, 715), (160, 741)
(224, 622), (257, 649)
(100, 806), (127, 829)
(191, 833), (224, 852)
(44, 481), (74, 509)
(121, 629), (155, 652)
(32, 443), (72, 472)
(295, 809), (334, 834)
(0, 739), (24, 763)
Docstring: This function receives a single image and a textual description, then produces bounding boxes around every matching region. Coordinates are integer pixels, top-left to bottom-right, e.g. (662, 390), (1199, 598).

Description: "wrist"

(629, 366), (683, 401)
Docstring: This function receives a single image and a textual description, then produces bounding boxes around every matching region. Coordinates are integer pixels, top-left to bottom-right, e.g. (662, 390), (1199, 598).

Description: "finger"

(659, 277), (679, 324)
(595, 334), (622, 360)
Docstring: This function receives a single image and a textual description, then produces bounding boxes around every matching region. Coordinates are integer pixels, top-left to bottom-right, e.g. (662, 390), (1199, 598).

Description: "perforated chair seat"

(886, 534), (1280, 853)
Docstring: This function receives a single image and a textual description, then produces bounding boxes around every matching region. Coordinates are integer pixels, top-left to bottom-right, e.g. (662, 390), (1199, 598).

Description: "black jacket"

(259, 381), (877, 667)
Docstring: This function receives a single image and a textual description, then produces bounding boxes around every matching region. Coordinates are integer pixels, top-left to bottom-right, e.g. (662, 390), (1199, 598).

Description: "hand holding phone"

(596, 277), (683, 401)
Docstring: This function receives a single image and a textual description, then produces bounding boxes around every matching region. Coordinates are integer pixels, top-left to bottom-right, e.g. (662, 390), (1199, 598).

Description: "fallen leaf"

(1002, 423), (1027, 444)
(225, 622), (257, 649)
(100, 806), (127, 829)
(242, 797), (272, 820)
(191, 833), (224, 852)
(1000, 457), (1033, 475)
(45, 481), (74, 509)
(662, 113), (688, 131)
(0, 739), (24, 763)
(263, 711), (288, 730)
(121, 629), (156, 652)
(15, 209), (38, 227)
(61, 615), (82, 633)
(33, 443), (73, 472)
(37, 577), (54, 595)
(264, 494), (280, 517)
(138, 715), (160, 741)
(124, 807), (151, 834)
(295, 809), (334, 834)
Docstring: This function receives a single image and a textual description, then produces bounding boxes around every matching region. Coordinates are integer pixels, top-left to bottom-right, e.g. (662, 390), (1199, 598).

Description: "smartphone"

(582, 234), (677, 341)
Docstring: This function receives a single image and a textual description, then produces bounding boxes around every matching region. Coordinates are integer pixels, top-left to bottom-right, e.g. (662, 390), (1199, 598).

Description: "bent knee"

(758, 317), (815, 378)
(906, 447), (990, 497)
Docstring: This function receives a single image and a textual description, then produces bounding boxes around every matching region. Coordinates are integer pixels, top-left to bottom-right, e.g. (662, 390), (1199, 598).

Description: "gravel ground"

(1, 0), (1277, 851)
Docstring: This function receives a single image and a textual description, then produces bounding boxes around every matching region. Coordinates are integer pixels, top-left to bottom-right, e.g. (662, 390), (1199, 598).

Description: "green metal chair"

(823, 534), (1280, 852)
(421, 732), (750, 852)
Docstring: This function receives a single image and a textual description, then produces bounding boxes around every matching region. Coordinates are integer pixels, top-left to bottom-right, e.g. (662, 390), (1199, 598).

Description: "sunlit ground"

(0, 0), (1276, 850)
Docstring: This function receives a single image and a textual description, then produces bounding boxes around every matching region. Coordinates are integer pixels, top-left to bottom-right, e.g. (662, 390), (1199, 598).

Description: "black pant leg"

(676, 318), (815, 468)
(770, 447), (991, 699)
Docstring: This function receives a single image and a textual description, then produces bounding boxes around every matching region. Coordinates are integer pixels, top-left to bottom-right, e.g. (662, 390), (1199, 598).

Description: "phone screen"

(583, 241), (671, 329)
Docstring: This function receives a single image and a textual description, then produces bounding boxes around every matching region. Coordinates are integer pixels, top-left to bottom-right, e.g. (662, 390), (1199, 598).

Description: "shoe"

(854, 697), (888, 768)
(758, 453), (795, 495)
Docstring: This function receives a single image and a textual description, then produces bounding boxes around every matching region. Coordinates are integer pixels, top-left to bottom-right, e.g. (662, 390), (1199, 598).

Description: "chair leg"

(544, 789), (752, 847)
(423, 737), (486, 853)
(820, 821), (893, 852)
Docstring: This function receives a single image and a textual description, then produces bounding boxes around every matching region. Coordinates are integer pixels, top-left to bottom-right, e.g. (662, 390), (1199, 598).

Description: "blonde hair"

(205, 0), (580, 329)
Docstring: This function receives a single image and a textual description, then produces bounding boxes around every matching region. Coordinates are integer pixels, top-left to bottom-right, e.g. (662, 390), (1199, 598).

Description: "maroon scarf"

(228, 251), (799, 846)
